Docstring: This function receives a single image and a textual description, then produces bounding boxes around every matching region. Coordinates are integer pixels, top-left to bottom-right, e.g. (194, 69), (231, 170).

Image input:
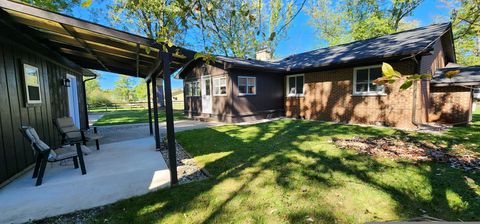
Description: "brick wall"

(429, 86), (472, 124)
(285, 61), (419, 129)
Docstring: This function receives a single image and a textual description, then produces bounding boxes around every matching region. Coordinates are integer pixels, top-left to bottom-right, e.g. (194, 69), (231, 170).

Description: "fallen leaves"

(332, 136), (480, 172)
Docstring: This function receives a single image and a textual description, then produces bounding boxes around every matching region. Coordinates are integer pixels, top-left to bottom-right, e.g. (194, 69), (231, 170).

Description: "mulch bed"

(332, 136), (480, 172)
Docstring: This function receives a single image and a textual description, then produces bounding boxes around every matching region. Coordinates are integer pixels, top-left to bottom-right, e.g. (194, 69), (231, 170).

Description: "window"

(238, 76), (256, 95)
(213, 77), (227, 96)
(185, 82), (191, 96)
(191, 81), (201, 96)
(353, 65), (384, 95)
(286, 74), (304, 96)
(185, 81), (200, 97)
(22, 63), (42, 104)
(204, 78), (211, 96)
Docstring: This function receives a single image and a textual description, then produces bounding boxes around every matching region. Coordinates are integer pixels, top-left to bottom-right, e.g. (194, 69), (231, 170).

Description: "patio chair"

(54, 117), (102, 150)
(19, 126), (86, 186)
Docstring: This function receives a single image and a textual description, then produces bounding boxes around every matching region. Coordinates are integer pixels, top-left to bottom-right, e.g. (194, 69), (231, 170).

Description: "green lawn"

(69, 110), (480, 223)
(93, 109), (185, 126)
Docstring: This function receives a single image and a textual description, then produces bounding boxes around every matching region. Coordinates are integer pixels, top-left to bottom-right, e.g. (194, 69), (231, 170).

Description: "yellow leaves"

(80, 0), (92, 8)
(446, 70), (461, 79)
(382, 62), (401, 78)
(377, 62), (431, 91)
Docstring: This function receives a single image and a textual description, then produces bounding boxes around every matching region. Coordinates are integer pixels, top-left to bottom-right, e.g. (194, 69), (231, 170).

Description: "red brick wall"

(429, 86), (472, 124)
(285, 61), (419, 129)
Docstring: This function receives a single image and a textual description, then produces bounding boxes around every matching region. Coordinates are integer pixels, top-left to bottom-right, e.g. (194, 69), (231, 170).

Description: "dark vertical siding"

(182, 61), (284, 122)
(0, 37), (86, 184)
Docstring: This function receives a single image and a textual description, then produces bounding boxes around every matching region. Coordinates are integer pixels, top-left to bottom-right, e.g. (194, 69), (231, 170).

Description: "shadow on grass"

(56, 119), (480, 223)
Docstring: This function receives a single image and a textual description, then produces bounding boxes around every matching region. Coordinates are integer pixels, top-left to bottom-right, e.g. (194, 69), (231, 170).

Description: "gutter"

(82, 71), (98, 129)
(411, 56), (421, 127)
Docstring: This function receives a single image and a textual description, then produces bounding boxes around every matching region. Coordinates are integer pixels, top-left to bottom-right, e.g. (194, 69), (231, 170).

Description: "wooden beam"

(59, 48), (153, 69)
(66, 56), (149, 76)
(136, 43), (140, 77)
(0, 10), (85, 72)
(0, 0), (154, 45)
(147, 80), (153, 135)
(146, 56), (162, 82)
(48, 40), (156, 63)
(151, 73), (161, 149)
(60, 24), (109, 71)
(161, 47), (178, 185)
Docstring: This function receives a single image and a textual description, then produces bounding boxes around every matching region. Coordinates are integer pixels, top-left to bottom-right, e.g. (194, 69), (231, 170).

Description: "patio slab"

(0, 137), (170, 224)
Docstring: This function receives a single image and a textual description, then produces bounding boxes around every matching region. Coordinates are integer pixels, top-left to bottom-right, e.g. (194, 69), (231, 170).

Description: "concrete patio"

(0, 137), (170, 224)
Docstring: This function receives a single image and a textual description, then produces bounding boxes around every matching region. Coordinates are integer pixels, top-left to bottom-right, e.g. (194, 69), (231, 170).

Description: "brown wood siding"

(0, 34), (86, 184)
(182, 61), (284, 122)
(285, 60), (418, 128)
(229, 70), (284, 121)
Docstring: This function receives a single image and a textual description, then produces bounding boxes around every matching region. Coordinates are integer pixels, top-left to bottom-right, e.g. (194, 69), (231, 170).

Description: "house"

(0, 1), (192, 186)
(177, 22), (480, 128)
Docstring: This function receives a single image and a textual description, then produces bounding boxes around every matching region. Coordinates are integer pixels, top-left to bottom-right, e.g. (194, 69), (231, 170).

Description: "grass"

(88, 102), (184, 113)
(58, 109), (480, 223)
(414, 109), (480, 154)
(93, 109), (185, 126)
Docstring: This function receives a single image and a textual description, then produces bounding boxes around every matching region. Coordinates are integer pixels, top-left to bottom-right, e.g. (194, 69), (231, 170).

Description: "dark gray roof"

(222, 22), (452, 72)
(431, 66), (480, 86)
(176, 22), (453, 78)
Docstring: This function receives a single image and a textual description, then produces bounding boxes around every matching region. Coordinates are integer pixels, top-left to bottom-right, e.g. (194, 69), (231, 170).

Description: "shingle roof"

(222, 22), (452, 72)
(176, 22), (453, 78)
(431, 66), (480, 86)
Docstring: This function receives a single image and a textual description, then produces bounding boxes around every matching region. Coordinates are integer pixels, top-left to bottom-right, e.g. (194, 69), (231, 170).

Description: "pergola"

(0, 0), (195, 185)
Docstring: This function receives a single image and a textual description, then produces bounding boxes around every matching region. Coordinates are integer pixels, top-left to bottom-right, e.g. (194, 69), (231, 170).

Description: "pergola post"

(161, 48), (178, 185)
(151, 75), (161, 149)
(147, 80), (153, 135)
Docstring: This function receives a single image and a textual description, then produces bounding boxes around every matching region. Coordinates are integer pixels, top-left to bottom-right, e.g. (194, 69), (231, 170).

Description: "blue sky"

(71, 0), (450, 89)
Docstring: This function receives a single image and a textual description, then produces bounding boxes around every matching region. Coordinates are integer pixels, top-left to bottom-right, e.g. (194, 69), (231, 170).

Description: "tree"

(20, 0), (81, 12)
(306, 0), (423, 46)
(113, 76), (135, 102)
(192, 0), (298, 58)
(444, 0), (480, 66)
(109, 0), (193, 48)
(108, 0), (304, 59)
(84, 75), (114, 107)
(132, 79), (148, 102)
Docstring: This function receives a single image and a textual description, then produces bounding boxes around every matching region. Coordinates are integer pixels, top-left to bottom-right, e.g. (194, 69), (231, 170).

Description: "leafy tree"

(84, 75), (114, 107)
(108, 0), (303, 58)
(306, 0), (423, 46)
(109, 0), (193, 48)
(192, 0), (297, 57)
(132, 79), (148, 101)
(20, 0), (81, 12)
(445, 0), (480, 66)
(113, 76), (135, 102)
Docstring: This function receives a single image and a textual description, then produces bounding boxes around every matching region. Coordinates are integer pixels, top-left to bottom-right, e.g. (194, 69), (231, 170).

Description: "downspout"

(82, 74), (97, 129)
(411, 56), (421, 127)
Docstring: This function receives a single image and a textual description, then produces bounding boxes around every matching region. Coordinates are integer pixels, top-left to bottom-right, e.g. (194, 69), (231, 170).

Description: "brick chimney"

(255, 48), (272, 61)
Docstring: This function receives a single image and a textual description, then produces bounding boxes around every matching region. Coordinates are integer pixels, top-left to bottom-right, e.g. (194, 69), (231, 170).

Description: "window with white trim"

(23, 63), (42, 104)
(238, 76), (256, 95)
(213, 77), (227, 96)
(286, 74), (304, 96)
(191, 81), (201, 96)
(353, 65), (384, 95)
(185, 81), (200, 96)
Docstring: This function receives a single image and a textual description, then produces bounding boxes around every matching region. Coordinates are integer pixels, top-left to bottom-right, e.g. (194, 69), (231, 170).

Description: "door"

(201, 76), (212, 114)
(67, 74), (80, 128)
